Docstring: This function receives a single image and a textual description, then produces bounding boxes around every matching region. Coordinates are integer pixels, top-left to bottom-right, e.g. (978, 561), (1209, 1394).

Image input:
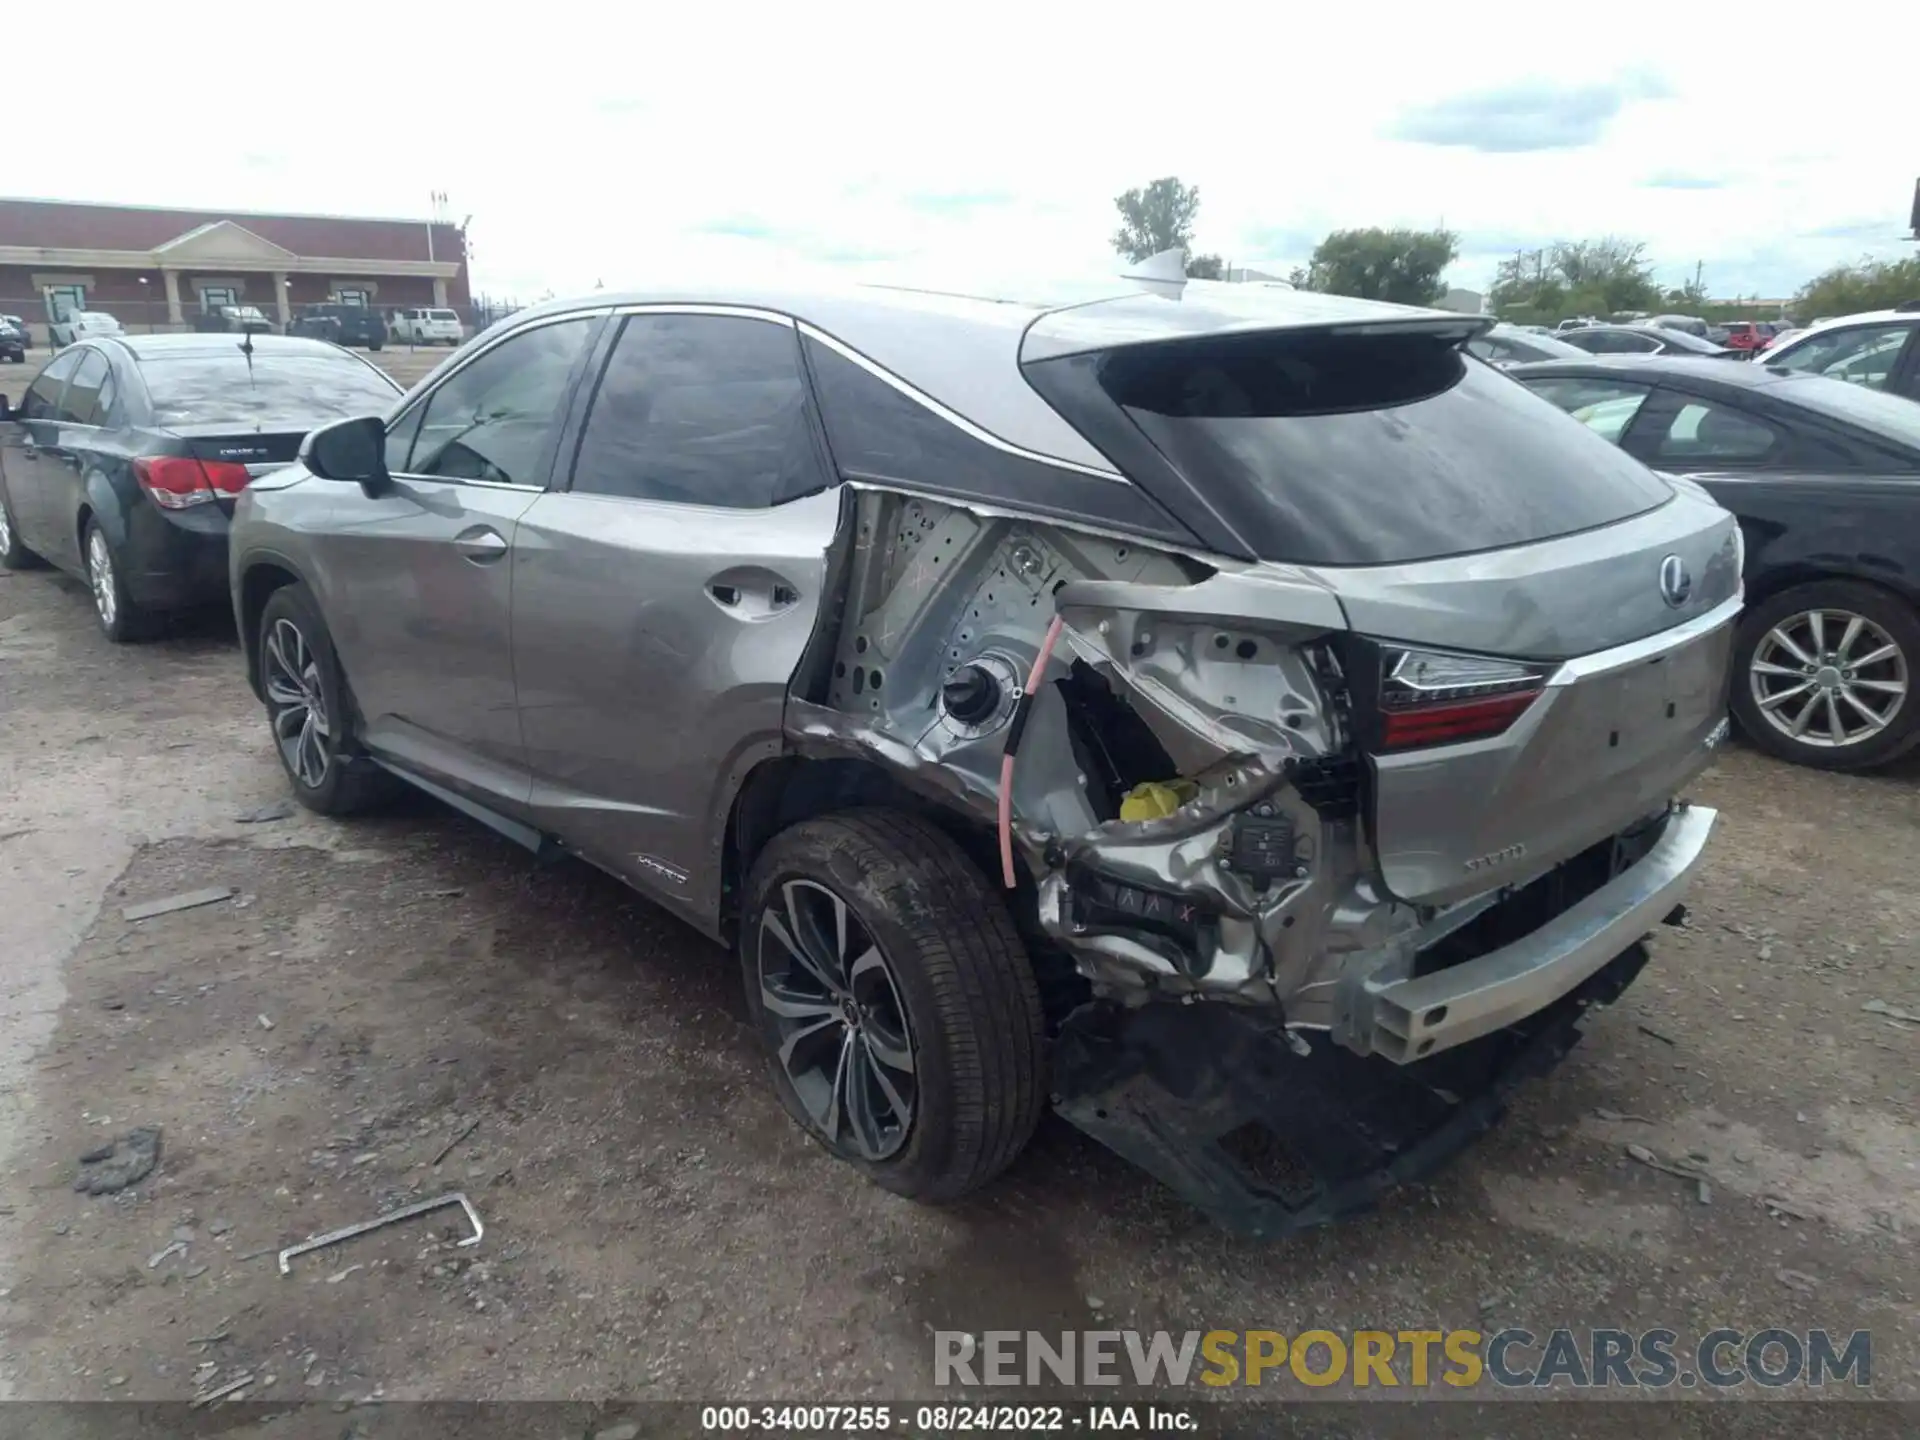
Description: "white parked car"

(388, 307), (464, 346)
(1760, 309), (1920, 402)
(49, 311), (125, 348)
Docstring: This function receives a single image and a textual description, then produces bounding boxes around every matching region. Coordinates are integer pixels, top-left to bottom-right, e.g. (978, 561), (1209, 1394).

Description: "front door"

(316, 313), (602, 812)
(511, 310), (842, 927)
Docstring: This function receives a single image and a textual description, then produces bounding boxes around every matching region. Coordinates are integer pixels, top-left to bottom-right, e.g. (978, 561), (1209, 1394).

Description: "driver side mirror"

(302, 415), (389, 496)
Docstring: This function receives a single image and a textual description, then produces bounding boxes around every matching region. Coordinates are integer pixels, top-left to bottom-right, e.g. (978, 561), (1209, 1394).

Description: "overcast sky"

(26, 1), (1916, 304)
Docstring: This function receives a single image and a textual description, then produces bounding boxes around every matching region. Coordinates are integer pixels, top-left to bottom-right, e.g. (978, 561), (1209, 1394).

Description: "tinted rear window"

(1087, 333), (1674, 565)
(141, 353), (400, 426)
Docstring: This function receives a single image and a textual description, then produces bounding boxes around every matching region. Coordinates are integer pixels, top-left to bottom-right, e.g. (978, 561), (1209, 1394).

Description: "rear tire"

(257, 583), (403, 815)
(83, 519), (152, 642)
(741, 809), (1046, 1203)
(1730, 579), (1920, 772)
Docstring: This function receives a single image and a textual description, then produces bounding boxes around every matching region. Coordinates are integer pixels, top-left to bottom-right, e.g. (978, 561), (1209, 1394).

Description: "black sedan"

(1511, 355), (1920, 771)
(0, 334), (401, 641)
(1556, 324), (1738, 359)
(1465, 323), (1590, 368)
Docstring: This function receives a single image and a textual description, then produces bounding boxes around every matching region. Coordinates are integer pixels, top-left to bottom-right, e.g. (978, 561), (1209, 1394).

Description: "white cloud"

(17, 0), (1916, 305)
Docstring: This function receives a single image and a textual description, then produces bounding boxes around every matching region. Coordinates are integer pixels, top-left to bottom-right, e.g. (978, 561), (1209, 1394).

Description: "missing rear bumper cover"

(1051, 943), (1648, 1238)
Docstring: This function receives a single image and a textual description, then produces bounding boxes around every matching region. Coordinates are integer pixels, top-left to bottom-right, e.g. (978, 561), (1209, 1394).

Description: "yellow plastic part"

(1118, 780), (1198, 822)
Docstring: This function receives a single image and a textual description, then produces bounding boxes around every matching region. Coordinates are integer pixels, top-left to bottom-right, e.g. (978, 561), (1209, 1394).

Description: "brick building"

(0, 197), (469, 338)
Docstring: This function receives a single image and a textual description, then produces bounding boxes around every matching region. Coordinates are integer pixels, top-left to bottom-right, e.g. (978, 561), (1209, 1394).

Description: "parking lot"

(0, 340), (1916, 1426)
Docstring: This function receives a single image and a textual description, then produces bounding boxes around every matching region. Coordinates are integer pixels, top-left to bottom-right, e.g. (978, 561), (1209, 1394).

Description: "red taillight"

(1380, 691), (1542, 749)
(1375, 646), (1547, 752)
(133, 457), (251, 510)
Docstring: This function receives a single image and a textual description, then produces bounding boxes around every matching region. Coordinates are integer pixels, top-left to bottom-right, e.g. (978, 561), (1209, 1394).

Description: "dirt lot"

(0, 341), (1916, 1432)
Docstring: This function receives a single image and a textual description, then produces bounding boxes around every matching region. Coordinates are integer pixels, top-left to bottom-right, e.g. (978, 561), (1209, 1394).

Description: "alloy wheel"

(0, 500), (12, 556)
(86, 528), (117, 628)
(263, 617), (332, 788)
(1749, 607), (1908, 749)
(758, 879), (917, 1161)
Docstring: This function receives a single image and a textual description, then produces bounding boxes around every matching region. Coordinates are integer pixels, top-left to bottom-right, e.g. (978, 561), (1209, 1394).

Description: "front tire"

(0, 483), (45, 569)
(741, 809), (1046, 1202)
(257, 583), (402, 814)
(1730, 579), (1920, 771)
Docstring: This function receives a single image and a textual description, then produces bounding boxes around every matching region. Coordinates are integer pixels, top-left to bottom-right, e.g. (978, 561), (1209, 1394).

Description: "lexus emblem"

(1658, 554), (1693, 609)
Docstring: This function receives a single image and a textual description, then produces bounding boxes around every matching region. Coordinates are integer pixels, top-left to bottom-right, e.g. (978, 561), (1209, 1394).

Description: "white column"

(162, 269), (184, 326)
(432, 277), (449, 307)
(272, 271), (292, 328)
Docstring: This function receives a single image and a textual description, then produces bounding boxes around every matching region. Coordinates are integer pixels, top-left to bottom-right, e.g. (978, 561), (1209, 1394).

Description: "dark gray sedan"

(0, 334), (401, 640)
(1512, 354), (1920, 771)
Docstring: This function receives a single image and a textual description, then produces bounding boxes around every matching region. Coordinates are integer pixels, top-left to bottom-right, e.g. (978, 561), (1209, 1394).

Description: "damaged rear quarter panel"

(788, 488), (1426, 1013)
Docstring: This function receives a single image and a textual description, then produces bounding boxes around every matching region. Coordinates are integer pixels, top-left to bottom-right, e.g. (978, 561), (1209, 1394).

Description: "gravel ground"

(0, 345), (1915, 1435)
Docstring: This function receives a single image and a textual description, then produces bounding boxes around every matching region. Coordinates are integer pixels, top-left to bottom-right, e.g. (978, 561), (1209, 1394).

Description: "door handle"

(706, 574), (802, 616)
(453, 526), (509, 563)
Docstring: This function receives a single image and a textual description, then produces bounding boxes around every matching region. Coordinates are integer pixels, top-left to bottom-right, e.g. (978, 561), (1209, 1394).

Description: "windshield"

(141, 352), (400, 427)
(428, 309), (459, 321)
(1085, 331), (1673, 565)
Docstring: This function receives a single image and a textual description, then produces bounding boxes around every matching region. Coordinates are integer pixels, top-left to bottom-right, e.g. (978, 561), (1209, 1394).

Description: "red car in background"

(1719, 321), (1768, 354)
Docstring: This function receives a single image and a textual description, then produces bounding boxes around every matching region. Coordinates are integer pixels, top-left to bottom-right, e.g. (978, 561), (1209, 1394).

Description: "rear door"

(316, 312), (602, 809)
(511, 307), (842, 926)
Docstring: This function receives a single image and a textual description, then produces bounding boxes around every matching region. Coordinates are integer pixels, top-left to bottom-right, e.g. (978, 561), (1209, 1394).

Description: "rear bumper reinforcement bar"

(1358, 803), (1716, 1064)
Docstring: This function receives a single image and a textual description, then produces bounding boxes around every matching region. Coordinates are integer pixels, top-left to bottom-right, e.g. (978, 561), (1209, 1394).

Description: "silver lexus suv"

(230, 275), (1740, 1235)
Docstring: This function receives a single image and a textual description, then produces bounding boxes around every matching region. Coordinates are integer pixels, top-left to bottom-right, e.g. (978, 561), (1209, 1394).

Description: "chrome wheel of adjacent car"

(0, 501), (11, 557)
(86, 527), (118, 629)
(757, 878), (917, 1162)
(1749, 607), (1908, 749)
(263, 617), (332, 789)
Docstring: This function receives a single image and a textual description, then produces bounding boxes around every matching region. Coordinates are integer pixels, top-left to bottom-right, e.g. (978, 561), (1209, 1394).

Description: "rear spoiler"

(1022, 298), (1495, 364)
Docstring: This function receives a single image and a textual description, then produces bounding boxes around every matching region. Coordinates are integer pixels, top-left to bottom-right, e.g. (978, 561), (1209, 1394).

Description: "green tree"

(1794, 255), (1920, 319)
(1490, 238), (1660, 324)
(1186, 253), (1225, 279)
(1302, 227), (1459, 306)
(1112, 177), (1204, 263)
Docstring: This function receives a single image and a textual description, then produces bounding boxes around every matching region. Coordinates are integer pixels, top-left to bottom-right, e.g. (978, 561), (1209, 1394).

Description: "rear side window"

(1522, 377), (1654, 444)
(570, 314), (820, 508)
(1069, 332), (1674, 565)
(141, 352), (401, 426)
(61, 350), (111, 425)
(1655, 400), (1780, 464)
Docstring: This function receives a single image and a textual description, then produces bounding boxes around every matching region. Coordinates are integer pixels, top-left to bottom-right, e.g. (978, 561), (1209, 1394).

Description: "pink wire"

(999, 616), (1066, 889)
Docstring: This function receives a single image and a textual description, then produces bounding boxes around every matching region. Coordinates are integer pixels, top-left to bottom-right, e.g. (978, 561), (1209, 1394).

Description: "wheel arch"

(236, 553), (307, 700)
(1741, 563), (1920, 620)
(720, 755), (1010, 948)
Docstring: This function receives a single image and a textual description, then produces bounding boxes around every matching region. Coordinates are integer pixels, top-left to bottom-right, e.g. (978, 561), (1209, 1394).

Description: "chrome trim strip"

(1547, 593), (1743, 687)
(796, 321), (1126, 483)
(386, 473), (543, 493)
(610, 303), (798, 326)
